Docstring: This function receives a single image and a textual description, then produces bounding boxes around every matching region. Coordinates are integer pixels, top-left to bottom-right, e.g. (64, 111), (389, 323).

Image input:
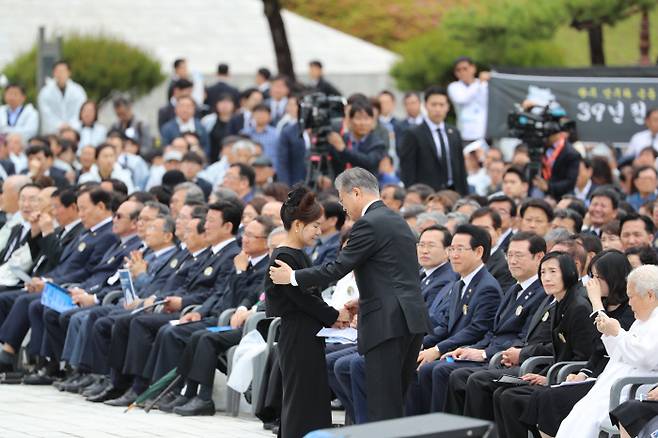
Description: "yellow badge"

(558, 332), (566, 343)
(462, 304), (468, 315)
(515, 305), (523, 316)
(204, 266), (214, 276)
(347, 286), (355, 297)
(78, 242), (86, 252)
(542, 311), (549, 322)
(107, 256), (115, 264)
(170, 259), (178, 269)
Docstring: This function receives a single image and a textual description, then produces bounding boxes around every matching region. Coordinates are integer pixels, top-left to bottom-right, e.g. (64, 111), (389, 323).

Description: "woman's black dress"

(610, 395), (658, 437)
(265, 247), (339, 438)
(521, 301), (635, 436)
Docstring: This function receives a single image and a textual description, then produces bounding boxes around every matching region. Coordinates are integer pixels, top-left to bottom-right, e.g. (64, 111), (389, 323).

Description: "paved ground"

(0, 385), (273, 438)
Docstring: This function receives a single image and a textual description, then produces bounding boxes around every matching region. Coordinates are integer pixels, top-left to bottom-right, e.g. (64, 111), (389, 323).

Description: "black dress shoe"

(271, 425), (280, 435)
(0, 371), (24, 384)
(82, 378), (109, 398)
(159, 395), (190, 413)
(22, 373), (56, 385)
(63, 374), (96, 393)
(53, 372), (80, 391)
(86, 385), (125, 403)
(104, 388), (139, 407)
(173, 396), (215, 416)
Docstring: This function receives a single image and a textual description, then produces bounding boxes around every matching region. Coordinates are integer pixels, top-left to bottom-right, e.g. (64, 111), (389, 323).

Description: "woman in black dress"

(521, 250), (635, 437)
(265, 186), (349, 438)
(610, 385), (658, 437)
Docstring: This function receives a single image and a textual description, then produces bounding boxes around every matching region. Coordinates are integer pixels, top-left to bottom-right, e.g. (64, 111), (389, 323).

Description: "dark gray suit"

(295, 200), (429, 421)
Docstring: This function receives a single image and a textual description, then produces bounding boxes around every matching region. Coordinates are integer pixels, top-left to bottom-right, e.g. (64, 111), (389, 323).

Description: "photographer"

(326, 100), (386, 176)
(516, 103), (580, 200)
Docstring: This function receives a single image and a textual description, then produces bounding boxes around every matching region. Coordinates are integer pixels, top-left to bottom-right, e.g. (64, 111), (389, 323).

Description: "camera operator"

(518, 102), (580, 200)
(326, 100), (386, 176)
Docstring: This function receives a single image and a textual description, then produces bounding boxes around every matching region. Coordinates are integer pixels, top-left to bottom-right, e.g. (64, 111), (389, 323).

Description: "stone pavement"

(0, 385), (272, 438)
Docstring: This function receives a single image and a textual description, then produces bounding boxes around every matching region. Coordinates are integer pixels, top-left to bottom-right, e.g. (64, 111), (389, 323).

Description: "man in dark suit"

(308, 60), (341, 96)
(204, 63), (240, 110)
(309, 200), (345, 267)
(226, 88), (264, 136)
(157, 79), (198, 129)
(277, 120), (308, 186)
(487, 195), (517, 254)
(98, 201), (243, 406)
(21, 145), (69, 189)
(530, 130), (580, 200)
(400, 86), (469, 195)
(470, 207), (516, 291)
(142, 217), (274, 415)
(160, 96), (210, 157)
(270, 167), (429, 422)
(0, 188), (117, 373)
(407, 224), (501, 414)
(414, 232), (546, 414)
(326, 101), (386, 176)
(417, 225), (459, 306)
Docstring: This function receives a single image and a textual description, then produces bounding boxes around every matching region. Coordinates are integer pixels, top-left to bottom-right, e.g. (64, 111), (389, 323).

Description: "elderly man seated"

(553, 264), (658, 437)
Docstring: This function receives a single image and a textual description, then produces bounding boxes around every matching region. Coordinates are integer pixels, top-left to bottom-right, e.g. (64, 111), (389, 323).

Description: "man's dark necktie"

(437, 128), (449, 183)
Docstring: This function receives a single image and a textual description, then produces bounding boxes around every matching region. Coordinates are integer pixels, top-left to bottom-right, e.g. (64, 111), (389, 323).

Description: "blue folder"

(41, 282), (76, 313)
(206, 326), (233, 333)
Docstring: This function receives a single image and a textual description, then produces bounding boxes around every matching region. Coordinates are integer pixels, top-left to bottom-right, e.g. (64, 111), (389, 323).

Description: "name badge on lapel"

(78, 242), (87, 252)
(170, 258), (178, 269)
(558, 332), (566, 343)
(347, 286), (355, 297)
(515, 305), (523, 316)
(107, 256), (115, 265)
(462, 304), (468, 315)
(542, 311), (549, 322)
(204, 266), (214, 276)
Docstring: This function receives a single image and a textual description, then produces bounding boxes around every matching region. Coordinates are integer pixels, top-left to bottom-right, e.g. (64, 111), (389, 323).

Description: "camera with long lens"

(298, 92), (346, 154)
(508, 103), (576, 181)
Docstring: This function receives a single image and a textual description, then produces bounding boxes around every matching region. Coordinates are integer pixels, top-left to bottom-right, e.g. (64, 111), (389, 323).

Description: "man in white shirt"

(447, 57), (489, 143)
(628, 108), (658, 157)
(37, 61), (87, 135)
(0, 84), (39, 141)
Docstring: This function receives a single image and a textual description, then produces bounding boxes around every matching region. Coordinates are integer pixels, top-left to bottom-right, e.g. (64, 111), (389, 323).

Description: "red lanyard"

(542, 135), (566, 180)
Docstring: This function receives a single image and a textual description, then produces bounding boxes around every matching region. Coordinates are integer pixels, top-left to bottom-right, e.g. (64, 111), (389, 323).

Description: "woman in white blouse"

(72, 100), (107, 148)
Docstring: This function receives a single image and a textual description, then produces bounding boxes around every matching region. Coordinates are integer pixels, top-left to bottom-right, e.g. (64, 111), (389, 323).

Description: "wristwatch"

(481, 350), (487, 361)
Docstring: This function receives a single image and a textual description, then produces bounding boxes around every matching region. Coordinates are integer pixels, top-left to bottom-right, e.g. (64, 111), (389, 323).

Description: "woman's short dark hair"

(539, 251), (580, 292)
(280, 185), (323, 231)
(454, 224), (492, 263)
(624, 245), (658, 265)
(587, 249), (631, 306)
(95, 143), (116, 160)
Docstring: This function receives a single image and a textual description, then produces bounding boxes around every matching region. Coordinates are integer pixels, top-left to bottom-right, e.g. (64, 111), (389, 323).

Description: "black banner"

(487, 71), (658, 142)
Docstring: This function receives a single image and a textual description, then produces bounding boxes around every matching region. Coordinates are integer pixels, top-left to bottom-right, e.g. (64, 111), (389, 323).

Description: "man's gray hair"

(144, 201), (170, 216)
(545, 227), (571, 245)
(231, 139), (256, 155)
(627, 264), (658, 297)
(174, 182), (205, 205)
(335, 168), (379, 195)
(267, 226), (286, 248)
(157, 214), (177, 235)
(453, 199), (481, 213)
(211, 187), (241, 205)
(416, 212), (447, 227)
(446, 211), (469, 226)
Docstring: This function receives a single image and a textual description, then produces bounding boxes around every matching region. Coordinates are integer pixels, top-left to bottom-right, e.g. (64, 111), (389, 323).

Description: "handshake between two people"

(333, 299), (358, 329)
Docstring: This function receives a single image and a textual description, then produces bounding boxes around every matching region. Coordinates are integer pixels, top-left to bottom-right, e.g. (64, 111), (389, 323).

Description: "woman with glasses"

(265, 185), (350, 438)
(521, 250), (635, 437)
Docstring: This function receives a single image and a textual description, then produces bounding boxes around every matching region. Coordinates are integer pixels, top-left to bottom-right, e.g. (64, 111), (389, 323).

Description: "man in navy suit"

(407, 224), (501, 414)
(98, 201), (243, 406)
(309, 200), (346, 267)
(417, 225), (459, 306)
(277, 120), (308, 186)
(160, 96), (210, 157)
(470, 207), (516, 292)
(0, 188), (118, 374)
(415, 232), (547, 413)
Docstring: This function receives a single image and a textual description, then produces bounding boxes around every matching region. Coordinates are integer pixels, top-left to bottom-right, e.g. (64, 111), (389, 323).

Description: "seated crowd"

(1, 56), (658, 438)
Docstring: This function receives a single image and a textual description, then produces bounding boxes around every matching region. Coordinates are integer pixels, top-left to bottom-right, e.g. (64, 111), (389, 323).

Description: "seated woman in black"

(521, 249), (635, 437)
(265, 185), (349, 438)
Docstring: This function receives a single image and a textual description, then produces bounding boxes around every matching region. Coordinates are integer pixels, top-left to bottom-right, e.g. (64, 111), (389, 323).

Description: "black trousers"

(43, 306), (80, 362)
(364, 333), (423, 422)
(91, 308), (131, 375)
(0, 292), (42, 354)
(445, 366), (487, 415)
(463, 367), (521, 421)
(121, 312), (178, 377)
(493, 384), (538, 438)
(0, 289), (22, 326)
(178, 328), (242, 386)
(143, 317), (217, 382)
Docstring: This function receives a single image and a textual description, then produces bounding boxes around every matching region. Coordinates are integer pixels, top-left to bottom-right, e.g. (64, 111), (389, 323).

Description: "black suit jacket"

(550, 284), (596, 365)
(485, 248), (515, 292)
(312, 77), (341, 97)
(546, 143), (580, 199)
(0, 159), (15, 177)
(399, 121), (469, 195)
(518, 296), (555, 363)
(329, 132), (386, 176)
(27, 222), (85, 276)
(296, 201), (430, 353)
(205, 81), (240, 109)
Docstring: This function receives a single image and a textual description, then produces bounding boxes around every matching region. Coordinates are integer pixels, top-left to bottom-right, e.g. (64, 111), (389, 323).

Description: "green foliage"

(2, 34), (165, 104)
(391, 0), (567, 90)
(564, 0), (655, 27)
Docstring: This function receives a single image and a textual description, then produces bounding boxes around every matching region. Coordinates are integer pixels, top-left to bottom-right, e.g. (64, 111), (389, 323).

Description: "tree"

(564, 0), (656, 65)
(263, 0), (296, 82)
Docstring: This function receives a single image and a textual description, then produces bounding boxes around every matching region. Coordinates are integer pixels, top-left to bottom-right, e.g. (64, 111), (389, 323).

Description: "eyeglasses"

(243, 232), (267, 239)
(417, 243), (442, 250)
(447, 246), (473, 254)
